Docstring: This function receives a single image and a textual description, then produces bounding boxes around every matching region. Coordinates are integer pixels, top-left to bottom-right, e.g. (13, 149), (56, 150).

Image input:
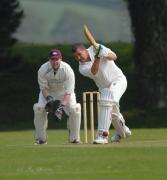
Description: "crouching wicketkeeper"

(33, 49), (81, 145)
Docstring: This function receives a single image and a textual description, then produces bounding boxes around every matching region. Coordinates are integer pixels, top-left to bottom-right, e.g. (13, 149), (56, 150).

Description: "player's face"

(73, 48), (89, 63)
(50, 57), (61, 70)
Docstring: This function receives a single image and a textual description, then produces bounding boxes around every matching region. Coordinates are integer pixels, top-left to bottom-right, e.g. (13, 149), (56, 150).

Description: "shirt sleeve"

(63, 66), (75, 94)
(38, 68), (49, 90)
(79, 63), (93, 78)
(99, 45), (113, 58)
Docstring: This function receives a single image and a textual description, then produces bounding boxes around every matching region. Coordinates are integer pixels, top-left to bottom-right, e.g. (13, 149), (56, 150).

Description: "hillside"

(16, 0), (132, 44)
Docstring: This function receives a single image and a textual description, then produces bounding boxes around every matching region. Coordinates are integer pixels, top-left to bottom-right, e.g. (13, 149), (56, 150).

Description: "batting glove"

(54, 102), (65, 121)
(95, 44), (102, 58)
(45, 95), (54, 113)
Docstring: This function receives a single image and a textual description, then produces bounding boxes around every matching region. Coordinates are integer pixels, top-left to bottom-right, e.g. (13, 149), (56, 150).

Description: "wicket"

(82, 91), (100, 143)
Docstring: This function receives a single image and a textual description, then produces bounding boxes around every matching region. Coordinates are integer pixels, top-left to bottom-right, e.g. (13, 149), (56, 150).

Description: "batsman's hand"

(54, 102), (65, 121)
(45, 95), (54, 113)
(95, 44), (102, 58)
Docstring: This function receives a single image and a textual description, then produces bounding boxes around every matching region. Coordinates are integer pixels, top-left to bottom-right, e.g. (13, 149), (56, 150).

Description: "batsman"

(33, 48), (81, 145)
(72, 26), (131, 144)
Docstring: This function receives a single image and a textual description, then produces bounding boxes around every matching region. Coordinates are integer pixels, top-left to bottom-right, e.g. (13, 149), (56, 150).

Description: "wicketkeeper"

(72, 43), (131, 144)
(33, 49), (81, 145)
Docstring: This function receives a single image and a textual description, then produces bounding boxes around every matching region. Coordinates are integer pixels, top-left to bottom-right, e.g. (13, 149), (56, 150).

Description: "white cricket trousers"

(97, 76), (128, 135)
(33, 92), (81, 142)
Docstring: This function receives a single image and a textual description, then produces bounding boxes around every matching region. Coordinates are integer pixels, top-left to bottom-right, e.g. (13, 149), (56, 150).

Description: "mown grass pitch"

(0, 129), (167, 180)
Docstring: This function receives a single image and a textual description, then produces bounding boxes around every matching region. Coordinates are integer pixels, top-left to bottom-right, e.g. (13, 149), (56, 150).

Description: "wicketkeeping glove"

(45, 95), (54, 113)
(95, 44), (102, 58)
(54, 102), (65, 121)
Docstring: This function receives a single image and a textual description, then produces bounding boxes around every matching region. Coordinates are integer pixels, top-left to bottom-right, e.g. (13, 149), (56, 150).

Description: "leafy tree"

(127, 0), (167, 108)
(0, 0), (23, 58)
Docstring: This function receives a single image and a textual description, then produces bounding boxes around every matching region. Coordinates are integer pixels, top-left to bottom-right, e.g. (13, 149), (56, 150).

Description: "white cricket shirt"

(79, 45), (126, 89)
(38, 61), (75, 95)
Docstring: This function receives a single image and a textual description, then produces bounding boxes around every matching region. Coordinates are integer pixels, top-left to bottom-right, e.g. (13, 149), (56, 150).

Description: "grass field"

(0, 129), (167, 180)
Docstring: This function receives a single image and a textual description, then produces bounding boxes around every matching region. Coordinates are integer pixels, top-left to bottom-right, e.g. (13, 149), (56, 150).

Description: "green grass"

(0, 129), (167, 180)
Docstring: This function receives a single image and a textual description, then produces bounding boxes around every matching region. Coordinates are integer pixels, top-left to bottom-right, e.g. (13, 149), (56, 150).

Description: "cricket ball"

(102, 131), (109, 137)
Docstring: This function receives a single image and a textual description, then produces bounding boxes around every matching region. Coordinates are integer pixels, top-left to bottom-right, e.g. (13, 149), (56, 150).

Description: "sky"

(15, 0), (133, 44)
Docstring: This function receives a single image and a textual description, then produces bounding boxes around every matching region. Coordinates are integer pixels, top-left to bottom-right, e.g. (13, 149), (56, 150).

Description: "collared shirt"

(38, 61), (75, 94)
(79, 44), (125, 89)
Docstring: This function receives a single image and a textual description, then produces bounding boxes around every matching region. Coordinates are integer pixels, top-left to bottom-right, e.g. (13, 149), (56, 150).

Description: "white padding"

(98, 88), (113, 133)
(99, 88), (113, 107)
(111, 102), (126, 138)
(67, 103), (81, 142)
(33, 103), (48, 141)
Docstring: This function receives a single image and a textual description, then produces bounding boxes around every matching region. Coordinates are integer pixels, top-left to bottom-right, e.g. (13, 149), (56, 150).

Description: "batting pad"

(111, 102), (126, 138)
(33, 104), (48, 141)
(67, 103), (81, 142)
(98, 88), (113, 132)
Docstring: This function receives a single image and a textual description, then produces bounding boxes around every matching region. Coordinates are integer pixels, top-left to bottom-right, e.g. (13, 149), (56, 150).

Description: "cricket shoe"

(70, 139), (82, 144)
(111, 134), (121, 142)
(34, 139), (47, 145)
(111, 127), (132, 142)
(93, 136), (108, 144)
(125, 126), (132, 137)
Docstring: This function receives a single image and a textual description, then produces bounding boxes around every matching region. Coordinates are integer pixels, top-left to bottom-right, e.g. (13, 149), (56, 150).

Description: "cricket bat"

(83, 25), (98, 49)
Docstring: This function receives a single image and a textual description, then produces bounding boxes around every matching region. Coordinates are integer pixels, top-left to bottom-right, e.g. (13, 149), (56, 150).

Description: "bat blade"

(83, 25), (98, 49)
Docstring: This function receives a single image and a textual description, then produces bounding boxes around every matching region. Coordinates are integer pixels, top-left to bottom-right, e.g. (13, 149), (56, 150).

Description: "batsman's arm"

(104, 52), (117, 61)
(100, 46), (117, 61)
(91, 57), (100, 75)
(91, 46), (117, 75)
(91, 45), (103, 75)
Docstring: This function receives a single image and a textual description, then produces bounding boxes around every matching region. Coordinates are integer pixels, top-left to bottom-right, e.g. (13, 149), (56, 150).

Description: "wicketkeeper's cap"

(49, 49), (62, 59)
